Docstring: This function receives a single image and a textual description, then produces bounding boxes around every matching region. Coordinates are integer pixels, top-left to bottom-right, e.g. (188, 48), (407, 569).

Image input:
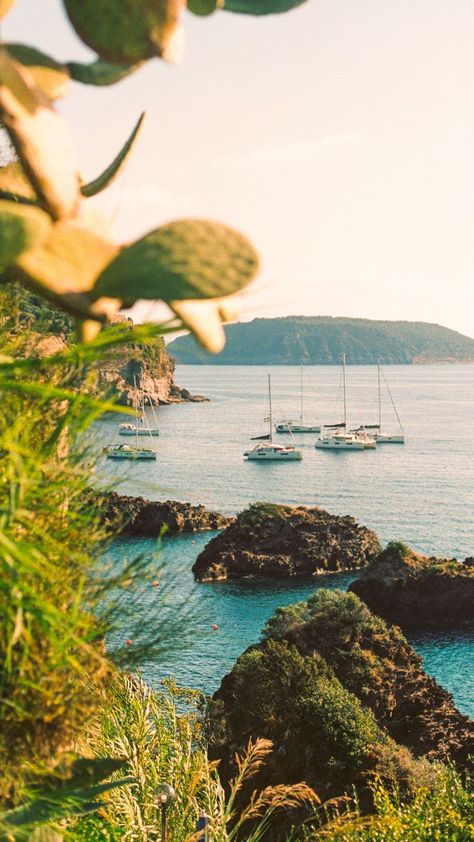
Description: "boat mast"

(300, 365), (304, 423)
(342, 353), (347, 429)
(377, 358), (382, 433)
(268, 374), (273, 443)
(133, 375), (139, 450)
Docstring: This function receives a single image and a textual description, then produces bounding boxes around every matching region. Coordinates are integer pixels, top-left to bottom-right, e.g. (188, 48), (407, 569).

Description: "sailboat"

(374, 361), (405, 443)
(119, 378), (159, 436)
(315, 354), (366, 451)
(275, 366), (321, 433)
(244, 375), (303, 461)
(104, 379), (157, 460)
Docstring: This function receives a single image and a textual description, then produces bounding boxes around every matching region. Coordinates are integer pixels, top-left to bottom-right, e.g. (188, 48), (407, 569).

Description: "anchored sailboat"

(244, 375), (303, 461)
(104, 378), (157, 460)
(119, 378), (159, 436)
(315, 354), (367, 451)
(374, 361), (405, 443)
(275, 366), (321, 433)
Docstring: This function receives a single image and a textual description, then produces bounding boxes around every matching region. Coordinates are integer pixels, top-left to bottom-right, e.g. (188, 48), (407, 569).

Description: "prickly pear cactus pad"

(93, 219), (260, 303)
(222, 0), (309, 13)
(0, 201), (51, 271)
(4, 45), (70, 101)
(63, 0), (184, 64)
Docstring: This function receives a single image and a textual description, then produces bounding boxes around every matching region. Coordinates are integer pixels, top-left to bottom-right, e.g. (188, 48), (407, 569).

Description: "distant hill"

(167, 316), (474, 365)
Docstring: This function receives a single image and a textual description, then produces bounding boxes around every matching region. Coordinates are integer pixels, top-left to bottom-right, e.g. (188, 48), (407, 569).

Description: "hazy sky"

(6, 0), (474, 337)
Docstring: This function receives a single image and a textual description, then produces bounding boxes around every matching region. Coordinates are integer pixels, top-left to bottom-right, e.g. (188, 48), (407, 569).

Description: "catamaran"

(119, 378), (159, 436)
(244, 375), (303, 461)
(104, 379), (157, 460)
(275, 366), (321, 433)
(374, 361), (405, 443)
(353, 361), (405, 444)
(315, 354), (370, 451)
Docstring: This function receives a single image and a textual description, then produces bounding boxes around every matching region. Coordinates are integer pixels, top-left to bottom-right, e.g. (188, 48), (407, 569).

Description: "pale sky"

(5, 0), (474, 337)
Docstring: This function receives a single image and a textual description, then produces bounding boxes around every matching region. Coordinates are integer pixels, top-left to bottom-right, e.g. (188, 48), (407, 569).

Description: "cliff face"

(193, 502), (381, 581)
(350, 542), (474, 629)
(96, 337), (208, 406)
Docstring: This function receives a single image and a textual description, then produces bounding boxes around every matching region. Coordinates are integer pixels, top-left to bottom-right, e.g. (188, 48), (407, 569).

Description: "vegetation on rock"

(167, 315), (474, 364)
(350, 541), (474, 630)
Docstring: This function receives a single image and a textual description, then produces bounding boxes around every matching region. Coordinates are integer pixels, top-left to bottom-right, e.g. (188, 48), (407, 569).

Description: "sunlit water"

(98, 365), (474, 716)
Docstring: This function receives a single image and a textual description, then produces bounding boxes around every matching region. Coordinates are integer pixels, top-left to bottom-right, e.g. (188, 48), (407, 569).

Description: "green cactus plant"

(0, 200), (51, 270)
(93, 219), (259, 303)
(63, 0), (186, 64)
(222, 0), (309, 13)
(3, 45), (70, 101)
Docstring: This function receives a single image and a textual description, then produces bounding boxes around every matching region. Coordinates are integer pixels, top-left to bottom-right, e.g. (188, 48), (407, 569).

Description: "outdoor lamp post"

(156, 783), (176, 842)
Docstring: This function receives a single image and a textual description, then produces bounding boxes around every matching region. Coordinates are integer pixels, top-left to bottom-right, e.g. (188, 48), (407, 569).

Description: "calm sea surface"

(98, 365), (474, 716)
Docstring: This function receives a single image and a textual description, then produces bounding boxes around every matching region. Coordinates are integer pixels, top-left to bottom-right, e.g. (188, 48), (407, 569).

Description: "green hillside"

(167, 316), (474, 365)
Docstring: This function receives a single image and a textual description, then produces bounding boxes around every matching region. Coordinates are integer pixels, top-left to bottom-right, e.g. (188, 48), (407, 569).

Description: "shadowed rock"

(193, 502), (381, 581)
(350, 541), (474, 629)
(98, 492), (231, 536)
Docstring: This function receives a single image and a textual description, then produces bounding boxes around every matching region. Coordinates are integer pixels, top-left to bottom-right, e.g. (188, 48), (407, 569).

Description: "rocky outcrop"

(98, 345), (208, 407)
(193, 502), (381, 581)
(97, 492), (231, 537)
(350, 542), (474, 629)
(208, 590), (474, 808)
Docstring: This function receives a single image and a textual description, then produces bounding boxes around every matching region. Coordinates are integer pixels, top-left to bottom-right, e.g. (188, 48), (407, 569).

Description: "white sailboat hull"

(104, 445), (157, 460)
(119, 426), (159, 436)
(244, 445), (302, 461)
(315, 436), (365, 451)
(275, 422), (321, 433)
(375, 433), (405, 444)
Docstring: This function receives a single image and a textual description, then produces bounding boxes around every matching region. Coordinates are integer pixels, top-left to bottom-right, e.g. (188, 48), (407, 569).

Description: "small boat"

(315, 355), (366, 452)
(244, 443), (303, 460)
(119, 380), (159, 436)
(245, 375), (303, 462)
(103, 443), (157, 460)
(119, 422), (159, 437)
(374, 361), (405, 444)
(315, 432), (365, 451)
(106, 377), (157, 460)
(275, 366), (321, 433)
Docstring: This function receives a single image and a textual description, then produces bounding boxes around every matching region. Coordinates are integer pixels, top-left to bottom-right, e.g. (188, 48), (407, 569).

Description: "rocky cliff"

(350, 541), (474, 629)
(193, 502), (381, 581)
(96, 336), (208, 406)
(96, 492), (231, 537)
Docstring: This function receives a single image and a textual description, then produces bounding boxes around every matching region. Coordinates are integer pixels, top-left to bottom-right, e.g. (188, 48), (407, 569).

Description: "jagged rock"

(350, 541), (474, 629)
(193, 502), (381, 581)
(97, 492), (231, 536)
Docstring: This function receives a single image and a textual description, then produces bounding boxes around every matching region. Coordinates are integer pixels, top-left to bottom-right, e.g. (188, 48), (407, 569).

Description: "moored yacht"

(245, 375), (303, 462)
(275, 366), (321, 433)
(103, 443), (157, 460)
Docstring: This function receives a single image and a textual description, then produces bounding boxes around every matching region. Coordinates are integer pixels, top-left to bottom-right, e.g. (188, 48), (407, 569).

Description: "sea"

(96, 364), (474, 717)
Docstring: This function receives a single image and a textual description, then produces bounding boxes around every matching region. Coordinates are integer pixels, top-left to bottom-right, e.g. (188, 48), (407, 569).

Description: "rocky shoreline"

(97, 492), (231, 537)
(192, 502), (381, 581)
(350, 541), (474, 629)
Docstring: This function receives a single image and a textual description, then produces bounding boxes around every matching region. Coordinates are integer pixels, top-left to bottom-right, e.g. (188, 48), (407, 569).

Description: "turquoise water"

(99, 365), (474, 716)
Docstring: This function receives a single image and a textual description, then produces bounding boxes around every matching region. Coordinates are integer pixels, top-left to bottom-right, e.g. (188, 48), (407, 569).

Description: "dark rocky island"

(98, 492), (231, 537)
(208, 590), (474, 807)
(350, 541), (474, 629)
(193, 502), (381, 581)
